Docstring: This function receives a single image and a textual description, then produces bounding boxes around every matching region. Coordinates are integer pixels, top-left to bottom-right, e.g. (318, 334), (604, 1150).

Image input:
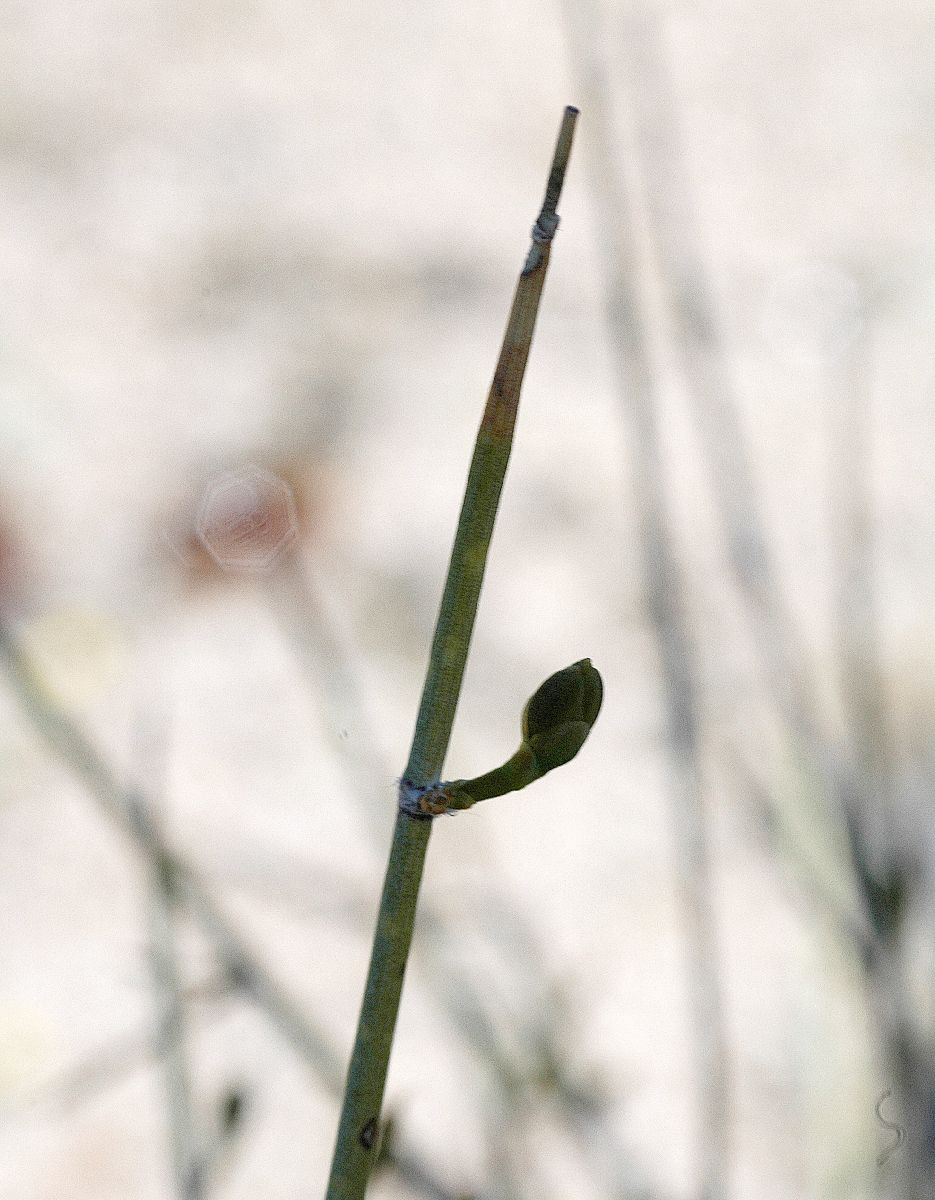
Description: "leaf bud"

(521, 658), (603, 773)
(427, 659), (603, 812)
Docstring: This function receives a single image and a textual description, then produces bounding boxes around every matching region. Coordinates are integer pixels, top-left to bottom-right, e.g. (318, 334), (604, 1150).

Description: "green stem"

(324, 105), (578, 1200)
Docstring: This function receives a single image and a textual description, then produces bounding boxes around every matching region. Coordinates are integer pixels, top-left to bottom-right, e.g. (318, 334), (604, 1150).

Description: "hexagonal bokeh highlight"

(196, 465), (298, 573)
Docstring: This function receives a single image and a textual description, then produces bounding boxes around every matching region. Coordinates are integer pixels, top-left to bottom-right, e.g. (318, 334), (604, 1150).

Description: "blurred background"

(0, 1), (933, 1198)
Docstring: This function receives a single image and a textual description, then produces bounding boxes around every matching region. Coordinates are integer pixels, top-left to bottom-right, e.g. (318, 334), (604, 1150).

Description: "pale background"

(0, 1), (933, 1198)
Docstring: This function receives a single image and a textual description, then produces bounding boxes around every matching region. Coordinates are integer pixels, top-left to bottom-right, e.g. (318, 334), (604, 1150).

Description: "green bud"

(522, 658), (603, 773)
(430, 659), (603, 813)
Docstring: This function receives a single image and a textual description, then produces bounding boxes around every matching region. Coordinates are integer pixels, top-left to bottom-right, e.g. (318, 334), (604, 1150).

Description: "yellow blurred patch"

(0, 1003), (53, 1097)
(20, 609), (127, 708)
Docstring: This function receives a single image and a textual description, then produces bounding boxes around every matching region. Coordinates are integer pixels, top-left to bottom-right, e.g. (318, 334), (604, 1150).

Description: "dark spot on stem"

(481, 343), (525, 438)
(359, 1117), (378, 1150)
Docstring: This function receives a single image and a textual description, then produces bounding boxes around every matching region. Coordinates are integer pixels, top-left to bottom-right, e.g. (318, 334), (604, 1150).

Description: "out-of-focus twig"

(830, 317), (894, 795)
(567, 3), (862, 824)
(271, 557), (396, 838)
(0, 618), (469, 1200)
(829, 305), (935, 1200)
(561, 9), (730, 1198)
(134, 701), (202, 1199)
(724, 744), (873, 962)
(603, 8), (828, 756)
(143, 797), (203, 1199)
(35, 974), (231, 1113)
(564, 7), (934, 1196)
(195, 1083), (253, 1198)
(0, 618), (344, 1093)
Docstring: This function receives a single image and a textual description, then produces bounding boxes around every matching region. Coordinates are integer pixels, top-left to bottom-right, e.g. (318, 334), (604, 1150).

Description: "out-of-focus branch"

(0, 618), (344, 1093)
(271, 557), (396, 839)
(724, 745), (873, 963)
(560, 11), (730, 1198)
(36, 975), (230, 1112)
(604, 8), (825, 750)
(567, 3), (863, 821)
(133, 699), (203, 1198)
(829, 308), (935, 1200)
(830, 318), (894, 792)
(143, 795), (202, 1199)
(563, 7), (932, 1196)
(0, 618), (468, 1200)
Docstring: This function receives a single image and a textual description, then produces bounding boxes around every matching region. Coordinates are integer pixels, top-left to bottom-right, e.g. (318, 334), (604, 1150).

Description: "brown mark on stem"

(481, 344), (530, 439)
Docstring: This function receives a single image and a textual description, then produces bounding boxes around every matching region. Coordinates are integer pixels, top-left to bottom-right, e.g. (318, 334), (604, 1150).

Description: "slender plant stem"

(324, 105), (579, 1200)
